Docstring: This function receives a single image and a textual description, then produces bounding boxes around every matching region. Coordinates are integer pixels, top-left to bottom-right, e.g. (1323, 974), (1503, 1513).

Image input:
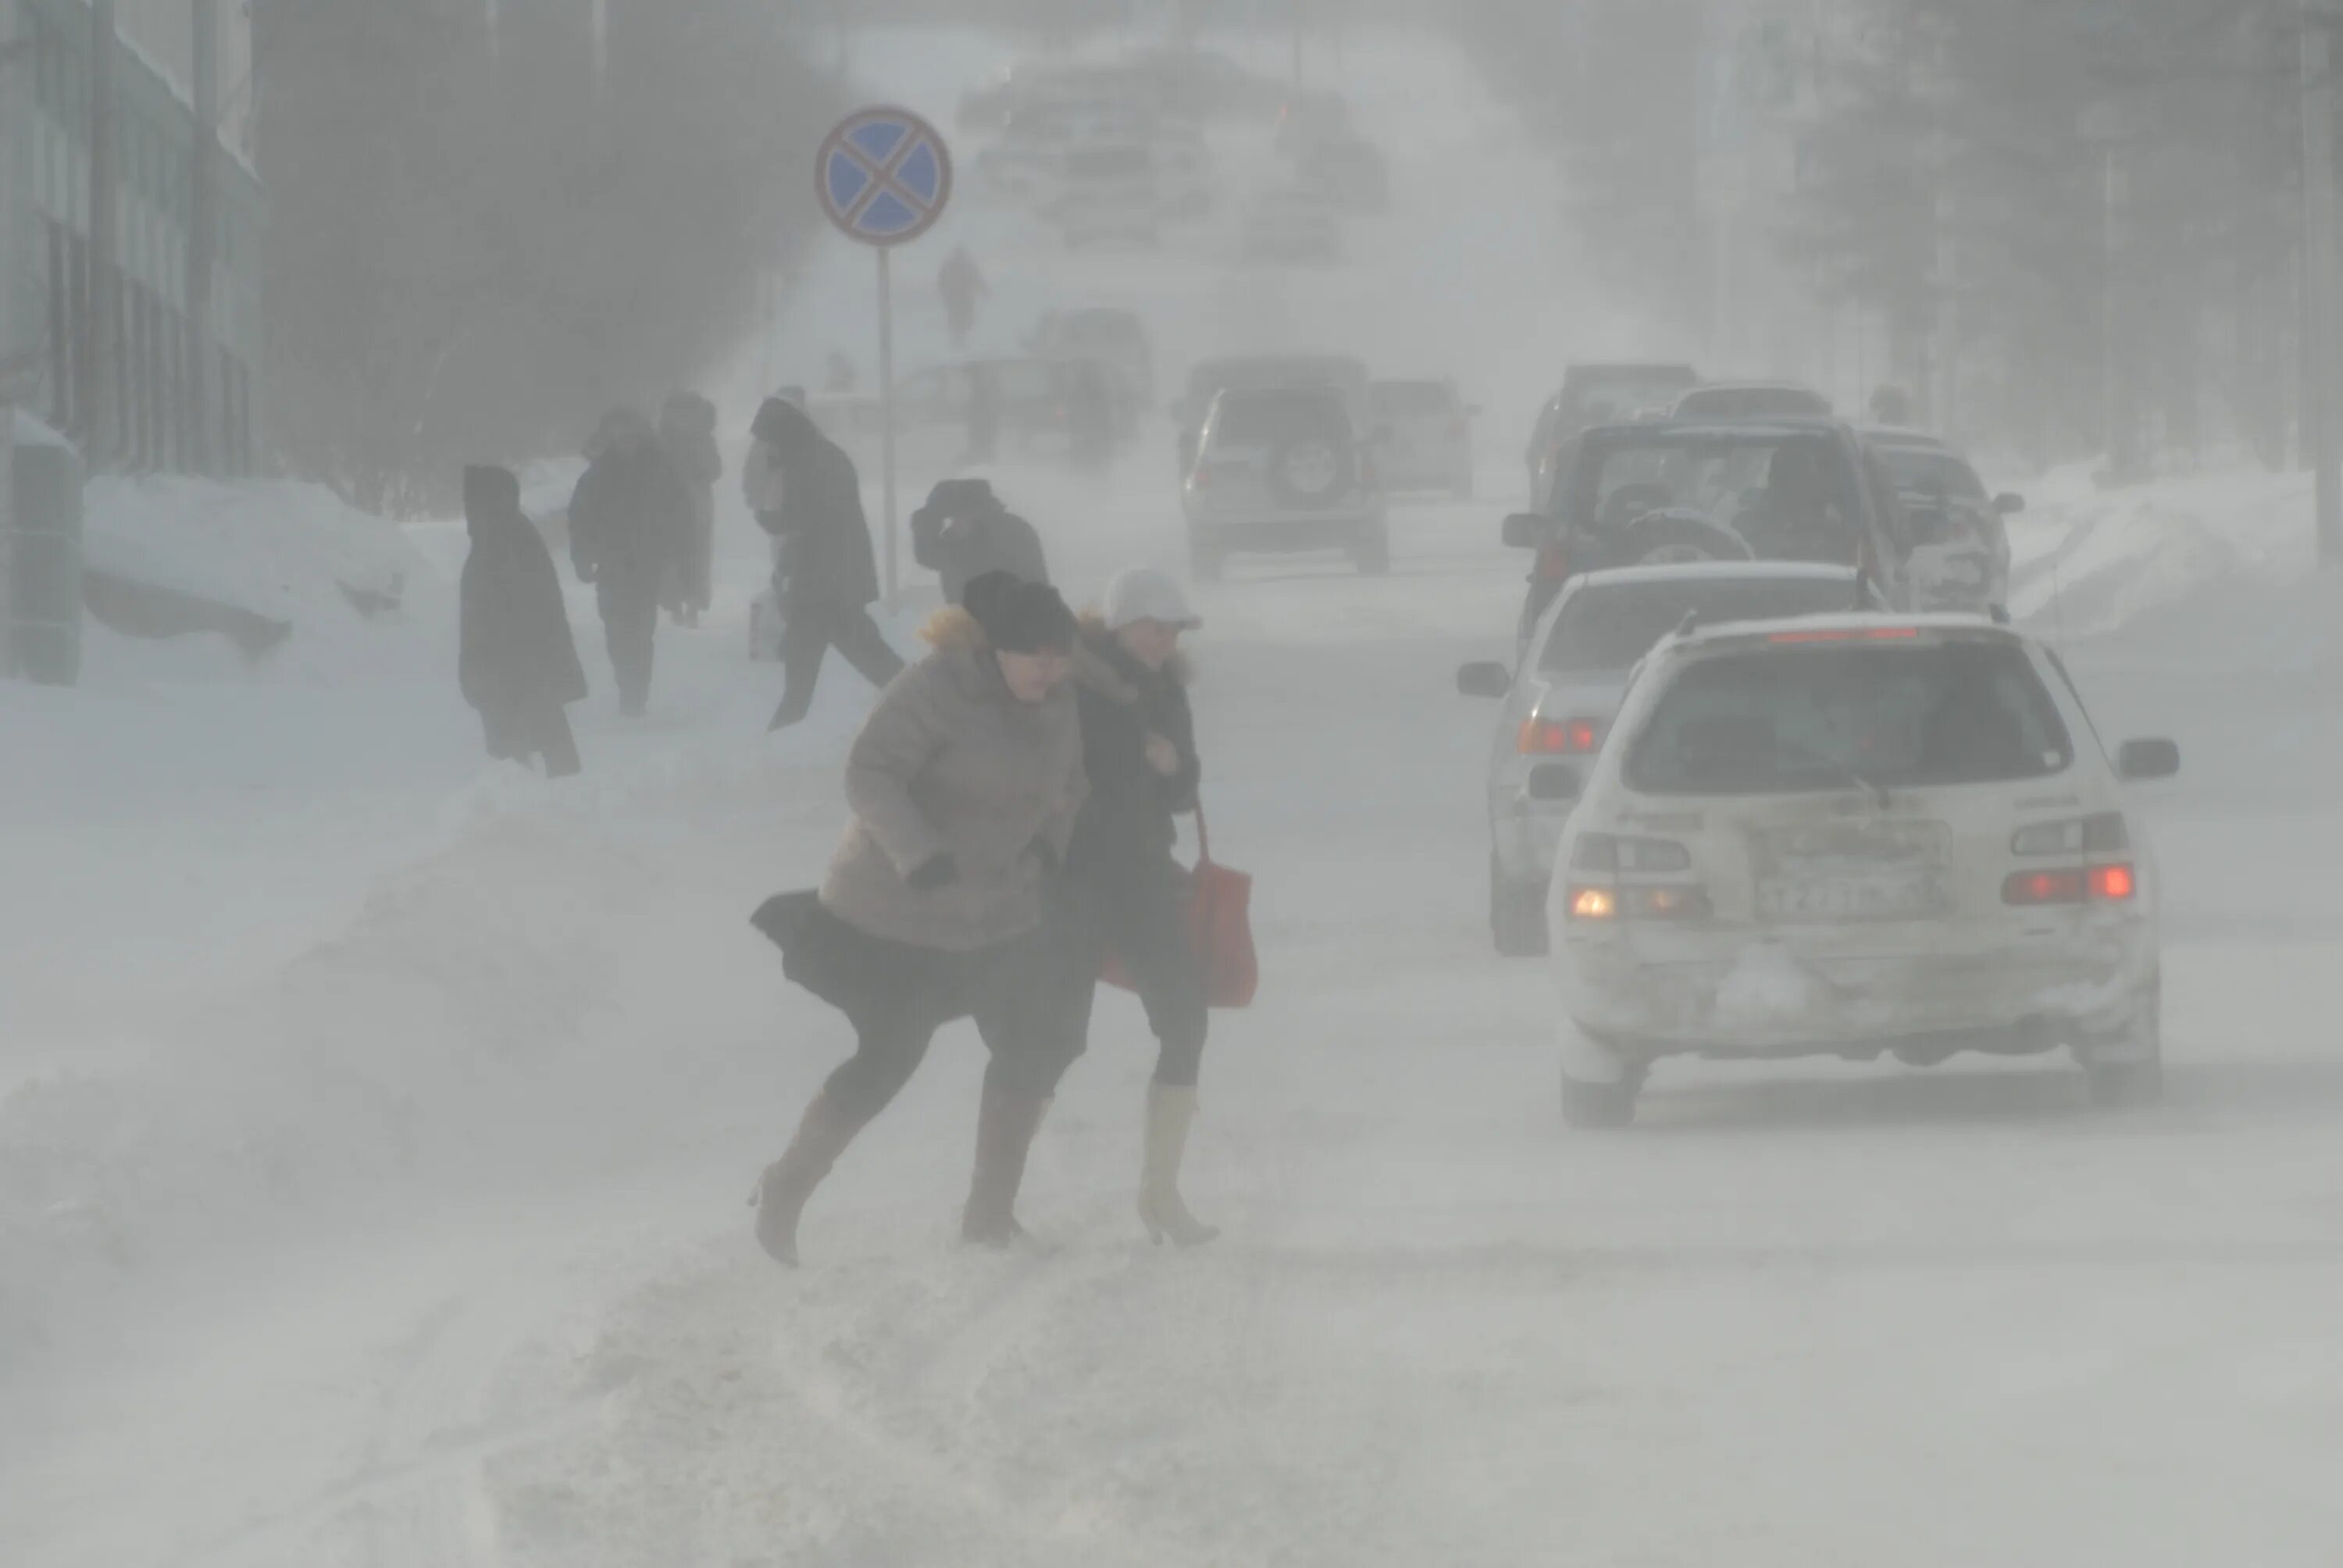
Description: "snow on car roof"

(1666, 610), (2019, 654)
(1569, 561), (1860, 591)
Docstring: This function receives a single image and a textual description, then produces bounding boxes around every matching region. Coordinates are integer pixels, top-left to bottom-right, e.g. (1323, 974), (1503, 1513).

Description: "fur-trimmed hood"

(921, 604), (987, 654)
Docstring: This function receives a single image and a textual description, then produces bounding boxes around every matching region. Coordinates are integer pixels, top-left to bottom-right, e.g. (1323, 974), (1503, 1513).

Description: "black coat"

(568, 437), (693, 594)
(911, 479), (1049, 605)
(752, 397), (881, 613)
(460, 465), (587, 719)
(1067, 625), (1200, 883)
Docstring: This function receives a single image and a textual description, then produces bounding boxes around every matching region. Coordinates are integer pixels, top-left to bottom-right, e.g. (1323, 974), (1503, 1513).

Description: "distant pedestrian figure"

(910, 477), (1048, 606)
(569, 408), (694, 716)
(659, 392), (722, 628)
(752, 397), (908, 730)
(940, 246), (989, 348)
(458, 465), (585, 777)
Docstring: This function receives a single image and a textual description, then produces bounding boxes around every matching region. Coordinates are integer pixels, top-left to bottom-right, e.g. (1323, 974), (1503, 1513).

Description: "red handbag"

(1102, 808), (1258, 1009)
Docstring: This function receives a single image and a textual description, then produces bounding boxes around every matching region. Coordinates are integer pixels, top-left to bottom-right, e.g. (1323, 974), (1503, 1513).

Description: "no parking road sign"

(812, 106), (955, 601)
(816, 106), (954, 247)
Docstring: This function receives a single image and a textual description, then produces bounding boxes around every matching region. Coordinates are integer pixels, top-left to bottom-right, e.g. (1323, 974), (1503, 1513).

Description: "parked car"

(1860, 427), (2021, 615)
(1242, 187), (1344, 266)
(1457, 562), (1871, 956)
(1546, 612), (2177, 1126)
(1668, 383), (1833, 422)
(1501, 417), (1917, 656)
(1032, 308), (1156, 404)
(1184, 383), (1389, 579)
(1174, 352), (1371, 475)
(1526, 364), (1699, 507)
(1368, 378), (1477, 497)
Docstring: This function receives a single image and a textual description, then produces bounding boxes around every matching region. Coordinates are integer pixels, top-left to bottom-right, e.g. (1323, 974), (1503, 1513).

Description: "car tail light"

(1535, 545), (1571, 582)
(2002, 863), (2138, 906)
(1448, 416), (1468, 438)
(1567, 886), (1617, 921)
(1519, 715), (1601, 755)
(1189, 463), (1214, 489)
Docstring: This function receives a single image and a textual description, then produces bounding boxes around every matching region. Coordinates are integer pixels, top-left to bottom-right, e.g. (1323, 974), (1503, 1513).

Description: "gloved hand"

(908, 853), (959, 891)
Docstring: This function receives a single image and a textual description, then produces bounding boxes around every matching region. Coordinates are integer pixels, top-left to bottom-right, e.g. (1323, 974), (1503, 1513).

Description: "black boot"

(751, 1093), (867, 1266)
(962, 1086), (1050, 1248)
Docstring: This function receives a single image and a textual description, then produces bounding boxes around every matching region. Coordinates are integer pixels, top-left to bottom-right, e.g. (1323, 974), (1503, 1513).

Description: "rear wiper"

(1773, 736), (1892, 809)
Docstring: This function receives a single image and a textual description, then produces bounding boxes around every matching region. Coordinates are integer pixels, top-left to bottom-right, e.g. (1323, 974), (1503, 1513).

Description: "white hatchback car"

(1548, 615), (2177, 1127)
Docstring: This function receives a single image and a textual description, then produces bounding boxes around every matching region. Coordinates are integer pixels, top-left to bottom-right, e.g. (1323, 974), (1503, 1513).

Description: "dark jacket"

(658, 394), (722, 490)
(752, 397), (881, 613)
(910, 479), (1049, 606)
(568, 426), (694, 592)
(1067, 619), (1200, 879)
(459, 465), (587, 718)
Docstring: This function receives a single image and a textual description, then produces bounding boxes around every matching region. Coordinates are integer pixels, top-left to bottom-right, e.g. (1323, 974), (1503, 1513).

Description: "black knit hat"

(963, 571), (1076, 655)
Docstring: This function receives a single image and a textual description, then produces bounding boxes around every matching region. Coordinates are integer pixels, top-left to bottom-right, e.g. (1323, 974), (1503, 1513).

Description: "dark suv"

(1503, 418), (1911, 652)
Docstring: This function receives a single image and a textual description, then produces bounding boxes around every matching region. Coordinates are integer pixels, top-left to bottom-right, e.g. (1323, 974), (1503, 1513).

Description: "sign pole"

(877, 246), (898, 600)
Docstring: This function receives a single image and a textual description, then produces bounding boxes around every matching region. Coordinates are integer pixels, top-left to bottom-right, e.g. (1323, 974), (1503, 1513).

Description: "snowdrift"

(77, 476), (446, 685)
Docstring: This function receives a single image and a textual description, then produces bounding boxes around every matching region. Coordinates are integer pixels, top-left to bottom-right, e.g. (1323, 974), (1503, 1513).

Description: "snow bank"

(77, 476), (448, 686)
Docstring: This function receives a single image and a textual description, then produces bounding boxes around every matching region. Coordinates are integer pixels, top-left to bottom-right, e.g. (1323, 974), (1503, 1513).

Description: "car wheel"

(1353, 525), (1391, 576)
(2086, 980), (2164, 1108)
(1490, 855), (1547, 957)
(1561, 1070), (1639, 1130)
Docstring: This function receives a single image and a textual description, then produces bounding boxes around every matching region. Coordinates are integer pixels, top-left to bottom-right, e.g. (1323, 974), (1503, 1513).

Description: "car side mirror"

(1526, 762), (1581, 802)
(2117, 738), (2180, 782)
(1501, 512), (1547, 550)
(1994, 492), (2027, 515)
(1456, 661), (1512, 699)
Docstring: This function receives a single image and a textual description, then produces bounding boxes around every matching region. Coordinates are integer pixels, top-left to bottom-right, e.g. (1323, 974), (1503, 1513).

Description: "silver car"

(1184, 383), (1389, 578)
(1457, 561), (1868, 956)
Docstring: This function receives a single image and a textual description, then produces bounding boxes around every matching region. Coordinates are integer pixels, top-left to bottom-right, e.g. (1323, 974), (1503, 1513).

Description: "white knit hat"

(1102, 567), (1204, 632)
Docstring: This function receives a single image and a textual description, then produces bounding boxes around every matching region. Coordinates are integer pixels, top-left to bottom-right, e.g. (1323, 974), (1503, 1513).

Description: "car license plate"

(1754, 820), (1951, 923)
(1755, 871), (1940, 921)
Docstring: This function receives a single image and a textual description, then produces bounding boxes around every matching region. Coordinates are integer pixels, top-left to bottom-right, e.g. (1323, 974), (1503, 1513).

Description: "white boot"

(1137, 1083), (1220, 1248)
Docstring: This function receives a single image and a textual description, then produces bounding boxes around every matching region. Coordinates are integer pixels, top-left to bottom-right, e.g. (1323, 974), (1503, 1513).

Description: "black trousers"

(793, 907), (1082, 1124)
(1057, 853), (1210, 1089)
(597, 578), (658, 713)
(770, 601), (906, 730)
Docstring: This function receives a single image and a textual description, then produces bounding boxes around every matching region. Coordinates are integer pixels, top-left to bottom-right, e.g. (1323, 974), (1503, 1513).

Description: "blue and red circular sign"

(816, 105), (954, 248)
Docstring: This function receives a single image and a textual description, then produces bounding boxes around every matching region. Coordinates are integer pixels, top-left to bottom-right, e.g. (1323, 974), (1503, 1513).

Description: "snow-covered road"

(12, 485), (2343, 1566)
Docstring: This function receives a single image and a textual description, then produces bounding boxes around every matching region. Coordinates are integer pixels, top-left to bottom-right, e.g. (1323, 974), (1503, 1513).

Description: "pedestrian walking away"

(658, 391), (722, 628)
(751, 396), (908, 731)
(458, 465), (587, 777)
(940, 245), (989, 349)
(1057, 567), (1219, 1246)
(910, 477), (1049, 607)
(569, 408), (694, 716)
(747, 572), (1090, 1264)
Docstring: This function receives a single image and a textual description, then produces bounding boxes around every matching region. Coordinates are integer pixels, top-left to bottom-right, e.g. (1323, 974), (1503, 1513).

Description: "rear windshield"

(1540, 577), (1858, 674)
(1371, 382), (1453, 416)
(1625, 640), (2074, 795)
(1678, 387), (1831, 419)
(1211, 388), (1353, 446)
(1874, 445), (1988, 502)
(1579, 433), (1863, 563)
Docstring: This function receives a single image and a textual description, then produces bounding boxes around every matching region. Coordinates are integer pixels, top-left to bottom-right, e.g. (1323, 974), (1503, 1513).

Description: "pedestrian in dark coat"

(749, 572), (1089, 1265)
(910, 477), (1049, 606)
(752, 396), (908, 730)
(659, 392), (722, 627)
(569, 408), (693, 715)
(458, 465), (586, 777)
(1057, 567), (1216, 1246)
